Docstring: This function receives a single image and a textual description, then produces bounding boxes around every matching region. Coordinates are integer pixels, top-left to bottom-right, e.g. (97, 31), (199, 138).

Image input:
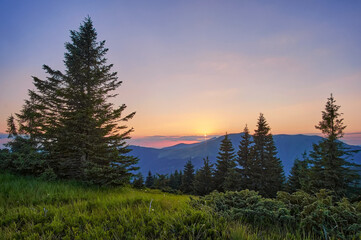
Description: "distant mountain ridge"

(1, 133), (360, 177)
(130, 133), (361, 177)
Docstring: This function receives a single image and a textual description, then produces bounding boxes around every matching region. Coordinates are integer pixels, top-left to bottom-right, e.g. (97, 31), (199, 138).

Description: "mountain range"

(130, 133), (361, 177)
(2, 133), (361, 177)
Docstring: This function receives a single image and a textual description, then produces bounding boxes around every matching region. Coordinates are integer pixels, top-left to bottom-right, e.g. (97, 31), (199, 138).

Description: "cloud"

(128, 135), (219, 148)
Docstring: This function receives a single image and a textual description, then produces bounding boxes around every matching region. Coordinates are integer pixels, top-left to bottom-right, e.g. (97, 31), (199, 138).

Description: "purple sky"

(1, 1), (361, 147)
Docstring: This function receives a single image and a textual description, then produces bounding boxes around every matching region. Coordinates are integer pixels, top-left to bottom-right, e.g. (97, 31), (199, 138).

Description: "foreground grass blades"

(0, 173), (228, 239)
(2, 173), (360, 239)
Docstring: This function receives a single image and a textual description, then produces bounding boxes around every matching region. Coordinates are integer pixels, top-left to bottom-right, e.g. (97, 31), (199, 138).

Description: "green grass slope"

(3, 173), (354, 240)
(0, 173), (228, 239)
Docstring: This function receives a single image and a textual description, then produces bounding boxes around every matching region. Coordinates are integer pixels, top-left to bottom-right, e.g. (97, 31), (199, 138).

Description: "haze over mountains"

(130, 133), (361, 177)
(2, 133), (361, 177)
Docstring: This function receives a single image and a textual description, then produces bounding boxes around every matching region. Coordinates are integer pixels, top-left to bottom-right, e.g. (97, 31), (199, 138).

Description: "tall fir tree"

(145, 170), (154, 188)
(60, 18), (138, 185)
(214, 133), (236, 192)
(181, 160), (195, 194)
(11, 17), (138, 185)
(237, 125), (253, 190)
(309, 94), (360, 196)
(264, 133), (285, 197)
(194, 157), (214, 195)
(252, 113), (285, 197)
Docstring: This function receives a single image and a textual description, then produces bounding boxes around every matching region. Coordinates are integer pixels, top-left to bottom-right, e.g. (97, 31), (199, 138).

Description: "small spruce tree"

(133, 173), (144, 188)
(145, 170), (154, 188)
(169, 170), (181, 190)
(237, 125), (253, 190)
(214, 133), (237, 192)
(286, 152), (310, 193)
(194, 157), (214, 195)
(154, 173), (168, 190)
(181, 160), (195, 194)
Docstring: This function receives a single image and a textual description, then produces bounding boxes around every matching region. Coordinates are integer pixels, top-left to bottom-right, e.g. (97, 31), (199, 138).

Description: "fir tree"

(194, 157), (214, 195)
(12, 17), (138, 185)
(132, 173), (144, 188)
(252, 114), (285, 197)
(223, 167), (241, 191)
(6, 115), (18, 138)
(145, 171), (154, 188)
(264, 133), (285, 197)
(169, 170), (181, 190)
(154, 173), (168, 190)
(181, 160), (195, 194)
(214, 133), (236, 192)
(61, 18), (138, 184)
(286, 152), (310, 193)
(237, 125), (253, 190)
(177, 171), (183, 189)
(309, 94), (360, 196)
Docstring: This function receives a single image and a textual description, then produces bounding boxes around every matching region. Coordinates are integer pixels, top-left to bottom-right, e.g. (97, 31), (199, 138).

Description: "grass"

(0, 173), (227, 239)
(2, 173), (356, 239)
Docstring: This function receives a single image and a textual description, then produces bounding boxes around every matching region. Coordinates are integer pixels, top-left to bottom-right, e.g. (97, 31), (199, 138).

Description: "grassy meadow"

(1, 172), (359, 240)
(0, 173), (228, 239)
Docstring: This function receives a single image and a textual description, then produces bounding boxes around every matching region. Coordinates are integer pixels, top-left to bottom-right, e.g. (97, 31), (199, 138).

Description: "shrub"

(191, 190), (295, 228)
(193, 189), (361, 239)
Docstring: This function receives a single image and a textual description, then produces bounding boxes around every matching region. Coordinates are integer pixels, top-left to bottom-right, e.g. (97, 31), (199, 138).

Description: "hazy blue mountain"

(0, 134), (9, 149)
(1, 133), (360, 176)
(131, 133), (361, 177)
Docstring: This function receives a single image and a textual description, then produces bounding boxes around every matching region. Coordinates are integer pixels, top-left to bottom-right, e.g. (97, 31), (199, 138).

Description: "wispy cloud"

(129, 135), (219, 148)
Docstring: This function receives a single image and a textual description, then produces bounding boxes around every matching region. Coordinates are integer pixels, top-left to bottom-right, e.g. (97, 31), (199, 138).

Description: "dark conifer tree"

(194, 157), (214, 195)
(177, 170), (183, 189)
(11, 17), (138, 185)
(286, 152), (310, 193)
(214, 133), (236, 192)
(133, 173), (144, 188)
(237, 125), (253, 190)
(264, 133), (285, 197)
(181, 160), (195, 194)
(145, 171), (154, 188)
(154, 173), (168, 190)
(5, 111), (46, 176)
(169, 170), (181, 190)
(252, 114), (285, 197)
(60, 18), (138, 185)
(309, 94), (360, 196)
(223, 167), (241, 191)
(6, 115), (18, 138)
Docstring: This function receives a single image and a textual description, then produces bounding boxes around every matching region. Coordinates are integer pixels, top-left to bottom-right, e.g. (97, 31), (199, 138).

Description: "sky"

(0, 0), (361, 148)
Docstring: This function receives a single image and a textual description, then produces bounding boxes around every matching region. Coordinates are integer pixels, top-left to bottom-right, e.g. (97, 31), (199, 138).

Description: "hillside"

(131, 134), (361, 176)
(0, 173), (230, 239)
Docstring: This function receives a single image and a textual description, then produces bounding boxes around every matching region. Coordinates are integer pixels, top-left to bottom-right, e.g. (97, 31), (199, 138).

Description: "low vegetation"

(2, 173), (360, 239)
(193, 190), (361, 239)
(0, 173), (228, 239)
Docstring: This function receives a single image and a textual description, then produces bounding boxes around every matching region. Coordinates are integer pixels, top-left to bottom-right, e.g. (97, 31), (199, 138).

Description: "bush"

(0, 151), (47, 177)
(191, 190), (295, 228)
(192, 189), (361, 239)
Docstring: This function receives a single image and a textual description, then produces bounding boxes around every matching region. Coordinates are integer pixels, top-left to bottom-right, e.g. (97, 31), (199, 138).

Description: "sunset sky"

(1, 1), (361, 147)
